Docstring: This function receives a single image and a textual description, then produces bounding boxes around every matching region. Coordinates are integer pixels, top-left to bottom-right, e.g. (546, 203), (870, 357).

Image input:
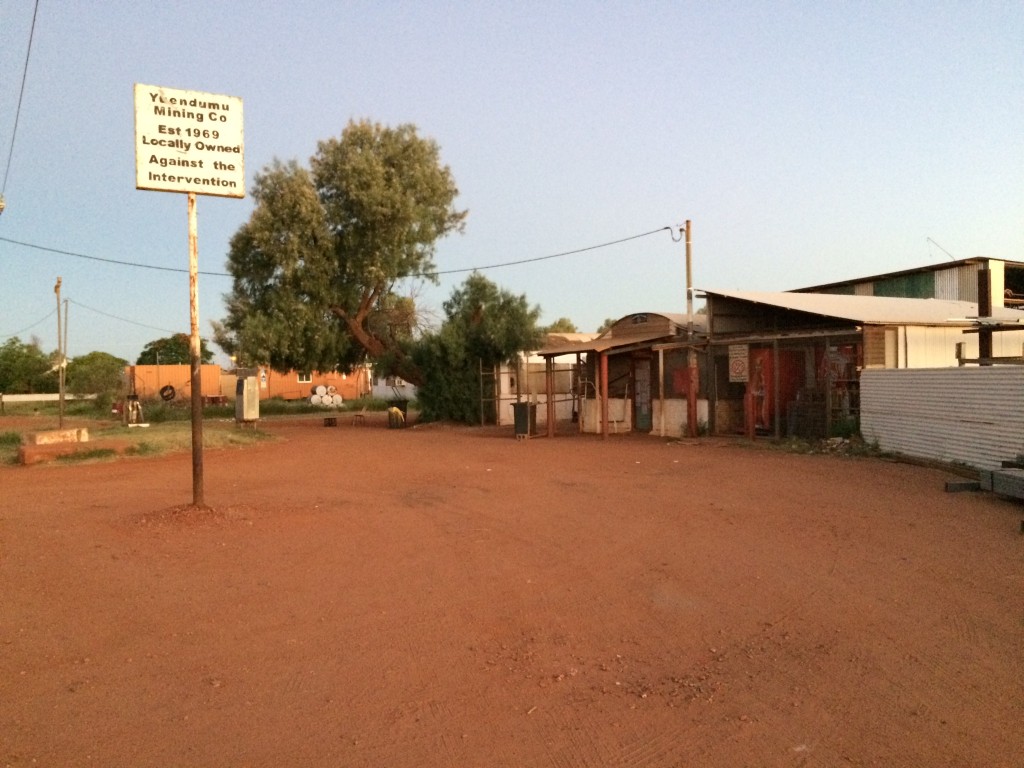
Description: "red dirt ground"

(2, 416), (1022, 767)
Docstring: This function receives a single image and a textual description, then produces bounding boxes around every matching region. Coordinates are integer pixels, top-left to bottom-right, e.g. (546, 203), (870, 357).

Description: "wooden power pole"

(685, 221), (699, 437)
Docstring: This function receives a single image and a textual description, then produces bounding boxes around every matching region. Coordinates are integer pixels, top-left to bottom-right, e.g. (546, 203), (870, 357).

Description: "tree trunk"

(331, 305), (424, 387)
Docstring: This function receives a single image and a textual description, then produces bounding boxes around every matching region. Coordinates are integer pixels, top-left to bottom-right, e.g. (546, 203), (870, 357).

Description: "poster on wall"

(728, 344), (749, 383)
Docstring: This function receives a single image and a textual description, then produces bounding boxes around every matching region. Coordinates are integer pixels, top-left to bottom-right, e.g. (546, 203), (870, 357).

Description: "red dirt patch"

(1, 418), (1022, 767)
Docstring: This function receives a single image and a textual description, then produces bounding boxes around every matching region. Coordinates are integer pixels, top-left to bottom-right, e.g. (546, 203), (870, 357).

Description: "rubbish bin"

(512, 402), (536, 438)
(387, 399), (408, 429)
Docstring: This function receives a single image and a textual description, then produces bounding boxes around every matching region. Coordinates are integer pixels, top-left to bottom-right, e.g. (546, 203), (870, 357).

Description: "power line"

(0, 236), (231, 276)
(67, 298), (180, 335)
(1, 306), (55, 340)
(2, 301), (177, 344)
(1, 225), (672, 280)
(425, 226), (671, 276)
(2, 226), (674, 345)
(1, 0), (40, 197)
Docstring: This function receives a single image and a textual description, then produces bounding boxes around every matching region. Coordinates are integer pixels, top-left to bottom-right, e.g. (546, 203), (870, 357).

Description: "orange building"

(125, 364), (223, 401)
(126, 364), (371, 403)
(244, 366), (370, 402)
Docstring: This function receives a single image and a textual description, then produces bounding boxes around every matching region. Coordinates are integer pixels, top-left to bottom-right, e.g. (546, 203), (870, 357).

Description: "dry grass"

(0, 417), (273, 464)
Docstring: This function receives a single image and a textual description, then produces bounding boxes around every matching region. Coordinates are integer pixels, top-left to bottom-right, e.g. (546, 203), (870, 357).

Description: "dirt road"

(2, 418), (1022, 766)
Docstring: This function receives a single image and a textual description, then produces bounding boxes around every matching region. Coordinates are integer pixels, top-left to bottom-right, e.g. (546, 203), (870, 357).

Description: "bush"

(830, 417), (860, 440)
(257, 398), (326, 416)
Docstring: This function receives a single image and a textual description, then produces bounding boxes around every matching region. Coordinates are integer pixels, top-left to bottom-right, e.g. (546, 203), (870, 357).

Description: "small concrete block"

(29, 428), (89, 446)
(979, 470), (994, 492)
(991, 468), (1024, 498)
(944, 479), (981, 493)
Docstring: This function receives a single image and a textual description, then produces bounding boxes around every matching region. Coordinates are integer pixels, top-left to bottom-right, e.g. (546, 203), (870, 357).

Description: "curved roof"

(536, 311), (705, 357)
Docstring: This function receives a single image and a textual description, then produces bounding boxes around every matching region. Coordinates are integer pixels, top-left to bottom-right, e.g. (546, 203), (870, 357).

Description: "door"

(634, 357), (652, 432)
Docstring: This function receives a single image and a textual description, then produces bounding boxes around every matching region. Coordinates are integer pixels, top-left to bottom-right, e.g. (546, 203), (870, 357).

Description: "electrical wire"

(1, 306), (55, 340)
(0, 225), (672, 280)
(0, 236), (230, 277)
(2, 226), (674, 345)
(424, 226), (672, 276)
(1, 0), (40, 197)
(67, 298), (180, 335)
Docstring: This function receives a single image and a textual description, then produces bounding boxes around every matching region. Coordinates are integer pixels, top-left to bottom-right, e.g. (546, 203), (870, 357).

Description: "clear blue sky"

(1, 1), (1021, 363)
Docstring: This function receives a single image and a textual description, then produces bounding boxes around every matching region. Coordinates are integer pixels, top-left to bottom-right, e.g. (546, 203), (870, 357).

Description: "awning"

(536, 331), (680, 358)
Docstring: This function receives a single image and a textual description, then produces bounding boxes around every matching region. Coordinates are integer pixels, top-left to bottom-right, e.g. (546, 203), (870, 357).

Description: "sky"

(1, 0), (1021, 365)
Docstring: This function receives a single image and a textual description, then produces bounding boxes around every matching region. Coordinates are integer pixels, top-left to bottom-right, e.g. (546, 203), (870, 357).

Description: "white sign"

(134, 83), (244, 198)
(728, 344), (749, 383)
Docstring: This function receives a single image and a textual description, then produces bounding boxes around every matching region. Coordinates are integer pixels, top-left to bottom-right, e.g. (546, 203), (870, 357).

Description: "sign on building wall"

(133, 83), (244, 198)
(729, 344), (749, 383)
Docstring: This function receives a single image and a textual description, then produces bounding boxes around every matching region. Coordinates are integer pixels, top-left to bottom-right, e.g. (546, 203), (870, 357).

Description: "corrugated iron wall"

(861, 367), (1024, 469)
(932, 263), (980, 302)
(862, 326), (886, 368)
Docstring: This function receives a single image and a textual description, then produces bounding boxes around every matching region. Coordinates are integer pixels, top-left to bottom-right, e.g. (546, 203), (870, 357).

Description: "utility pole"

(188, 192), (205, 507)
(54, 277), (64, 429)
(63, 297), (68, 417)
(684, 221), (699, 437)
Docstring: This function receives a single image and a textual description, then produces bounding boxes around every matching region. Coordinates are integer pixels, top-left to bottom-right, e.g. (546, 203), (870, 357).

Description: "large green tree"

(66, 351), (127, 411)
(544, 317), (578, 333)
(0, 337), (56, 394)
(219, 119), (467, 383)
(413, 273), (542, 424)
(136, 334), (213, 365)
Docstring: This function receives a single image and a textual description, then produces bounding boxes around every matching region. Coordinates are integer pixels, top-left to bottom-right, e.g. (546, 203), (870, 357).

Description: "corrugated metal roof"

(791, 257), (1024, 294)
(544, 332), (599, 344)
(537, 330), (676, 357)
(536, 312), (704, 357)
(701, 289), (1024, 326)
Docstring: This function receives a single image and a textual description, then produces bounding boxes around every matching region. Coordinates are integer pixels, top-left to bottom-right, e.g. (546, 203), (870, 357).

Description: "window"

(297, 372), (312, 384)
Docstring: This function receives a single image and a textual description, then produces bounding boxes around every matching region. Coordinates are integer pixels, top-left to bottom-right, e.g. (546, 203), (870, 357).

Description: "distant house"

(793, 256), (1024, 305)
(127, 364), (370, 403)
(525, 258), (1024, 442)
(493, 332), (599, 429)
(370, 372), (418, 403)
(125, 364), (223, 401)
(246, 366), (370, 402)
(699, 289), (1024, 439)
(697, 256), (1024, 440)
(535, 314), (706, 438)
(787, 257), (1024, 467)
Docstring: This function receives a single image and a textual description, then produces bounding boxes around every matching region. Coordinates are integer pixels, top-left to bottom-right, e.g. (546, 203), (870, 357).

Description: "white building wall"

(652, 398), (710, 437)
(579, 398), (632, 433)
(861, 367), (1024, 470)
(898, 326), (1024, 368)
(495, 355), (577, 427)
(371, 380), (417, 401)
(496, 394), (575, 427)
(994, 331), (1024, 357)
(903, 326), (972, 367)
(576, 397), (709, 436)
